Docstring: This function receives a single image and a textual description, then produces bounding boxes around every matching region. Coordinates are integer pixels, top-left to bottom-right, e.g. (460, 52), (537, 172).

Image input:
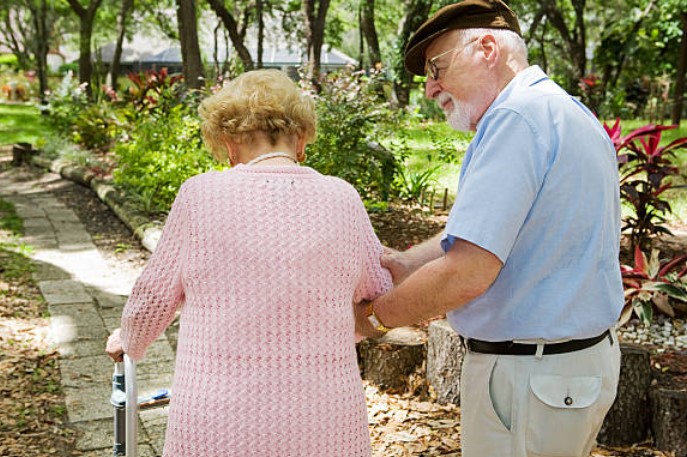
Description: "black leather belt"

(466, 329), (612, 356)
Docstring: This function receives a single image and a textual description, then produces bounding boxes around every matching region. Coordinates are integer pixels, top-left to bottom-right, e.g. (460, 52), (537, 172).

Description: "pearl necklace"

(245, 151), (298, 166)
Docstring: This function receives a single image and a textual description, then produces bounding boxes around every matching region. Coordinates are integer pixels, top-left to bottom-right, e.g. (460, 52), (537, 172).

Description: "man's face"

(424, 31), (496, 132)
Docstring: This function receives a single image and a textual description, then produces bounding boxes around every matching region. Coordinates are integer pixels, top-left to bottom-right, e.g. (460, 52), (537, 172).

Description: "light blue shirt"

(442, 66), (623, 341)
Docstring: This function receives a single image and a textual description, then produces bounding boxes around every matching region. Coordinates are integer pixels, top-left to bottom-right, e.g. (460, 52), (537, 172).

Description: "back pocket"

(526, 374), (604, 457)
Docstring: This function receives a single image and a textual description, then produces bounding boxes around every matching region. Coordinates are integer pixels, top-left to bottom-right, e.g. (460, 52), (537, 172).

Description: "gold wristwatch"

(366, 302), (391, 334)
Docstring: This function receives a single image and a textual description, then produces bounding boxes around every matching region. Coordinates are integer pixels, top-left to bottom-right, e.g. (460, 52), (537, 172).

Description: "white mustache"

(436, 92), (454, 110)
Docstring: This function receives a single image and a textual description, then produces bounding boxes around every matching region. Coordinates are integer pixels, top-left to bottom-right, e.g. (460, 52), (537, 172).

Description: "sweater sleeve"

(120, 183), (188, 361)
(352, 195), (393, 305)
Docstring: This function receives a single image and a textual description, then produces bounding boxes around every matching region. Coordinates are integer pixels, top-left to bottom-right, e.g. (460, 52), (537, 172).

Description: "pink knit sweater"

(120, 165), (392, 457)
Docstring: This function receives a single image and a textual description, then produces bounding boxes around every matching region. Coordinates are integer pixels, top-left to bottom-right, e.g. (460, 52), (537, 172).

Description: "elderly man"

(355, 1), (623, 456)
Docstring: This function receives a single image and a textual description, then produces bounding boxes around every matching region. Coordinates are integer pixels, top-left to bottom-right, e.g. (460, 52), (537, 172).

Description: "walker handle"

(124, 354), (138, 457)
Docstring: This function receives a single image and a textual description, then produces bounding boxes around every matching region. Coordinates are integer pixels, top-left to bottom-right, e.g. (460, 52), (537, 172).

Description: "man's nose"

(425, 78), (442, 99)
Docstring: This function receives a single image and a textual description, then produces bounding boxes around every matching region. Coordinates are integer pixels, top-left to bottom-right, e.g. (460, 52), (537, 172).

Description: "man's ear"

(479, 34), (499, 67)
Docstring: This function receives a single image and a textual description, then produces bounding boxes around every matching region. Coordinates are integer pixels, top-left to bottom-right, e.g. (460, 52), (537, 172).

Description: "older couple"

(107, 1), (622, 456)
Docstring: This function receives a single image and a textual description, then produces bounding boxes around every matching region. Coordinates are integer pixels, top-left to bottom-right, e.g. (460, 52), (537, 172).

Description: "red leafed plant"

(603, 119), (686, 253)
(620, 245), (687, 326)
(124, 68), (185, 114)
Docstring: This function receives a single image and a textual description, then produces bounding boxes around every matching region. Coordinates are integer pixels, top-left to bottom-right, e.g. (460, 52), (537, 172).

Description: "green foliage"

(113, 103), (215, 213)
(57, 63), (78, 76)
(395, 166), (439, 203)
(72, 102), (122, 152)
(306, 68), (402, 201)
(0, 54), (19, 69)
(44, 72), (122, 152)
(44, 71), (89, 133)
(37, 133), (83, 161)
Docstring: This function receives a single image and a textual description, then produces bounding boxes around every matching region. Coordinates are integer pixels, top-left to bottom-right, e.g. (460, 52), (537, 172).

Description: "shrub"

(0, 54), (19, 70)
(122, 68), (185, 116)
(71, 102), (122, 152)
(44, 71), (89, 133)
(113, 103), (216, 213)
(305, 68), (401, 202)
(57, 63), (78, 76)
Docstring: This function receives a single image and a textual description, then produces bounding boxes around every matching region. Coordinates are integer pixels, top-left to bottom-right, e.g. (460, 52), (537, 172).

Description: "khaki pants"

(460, 330), (621, 457)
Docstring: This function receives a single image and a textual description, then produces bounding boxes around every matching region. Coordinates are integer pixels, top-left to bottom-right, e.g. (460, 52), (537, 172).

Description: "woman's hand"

(381, 246), (415, 286)
(106, 328), (124, 362)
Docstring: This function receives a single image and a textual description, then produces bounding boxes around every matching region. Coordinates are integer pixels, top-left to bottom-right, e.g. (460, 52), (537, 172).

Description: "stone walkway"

(0, 169), (173, 457)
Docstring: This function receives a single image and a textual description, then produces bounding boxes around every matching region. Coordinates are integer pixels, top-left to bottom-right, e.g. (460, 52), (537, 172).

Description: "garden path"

(0, 167), (172, 457)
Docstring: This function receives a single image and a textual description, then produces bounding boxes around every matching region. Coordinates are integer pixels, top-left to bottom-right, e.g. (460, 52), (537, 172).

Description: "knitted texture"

(120, 164), (392, 457)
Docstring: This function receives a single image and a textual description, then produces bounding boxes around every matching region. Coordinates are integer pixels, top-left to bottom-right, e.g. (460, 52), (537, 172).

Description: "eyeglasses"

(425, 37), (480, 81)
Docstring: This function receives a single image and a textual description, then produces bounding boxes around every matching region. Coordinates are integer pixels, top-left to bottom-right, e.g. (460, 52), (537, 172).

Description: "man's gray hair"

(457, 28), (528, 65)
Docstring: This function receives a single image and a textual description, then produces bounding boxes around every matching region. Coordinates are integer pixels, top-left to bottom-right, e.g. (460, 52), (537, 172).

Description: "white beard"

(437, 92), (472, 132)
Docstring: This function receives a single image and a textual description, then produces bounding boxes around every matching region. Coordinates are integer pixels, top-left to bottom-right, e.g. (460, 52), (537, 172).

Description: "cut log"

(597, 344), (652, 446)
(12, 143), (32, 166)
(426, 319), (464, 405)
(650, 387), (687, 457)
(358, 326), (426, 389)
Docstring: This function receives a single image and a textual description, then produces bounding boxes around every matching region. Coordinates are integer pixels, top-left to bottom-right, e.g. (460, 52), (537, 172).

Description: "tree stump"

(650, 387), (687, 457)
(11, 142), (32, 166)
(358, 326), (426, 389)
(597, 344), (652, 446)
(426, 319), (464, 405)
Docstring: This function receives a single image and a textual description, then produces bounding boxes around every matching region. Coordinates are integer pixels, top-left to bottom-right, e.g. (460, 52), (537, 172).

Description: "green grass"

(0, 103), (54, 147)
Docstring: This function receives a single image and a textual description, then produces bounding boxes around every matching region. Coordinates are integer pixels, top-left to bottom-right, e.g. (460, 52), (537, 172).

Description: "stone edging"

(29, 154), (162, 252)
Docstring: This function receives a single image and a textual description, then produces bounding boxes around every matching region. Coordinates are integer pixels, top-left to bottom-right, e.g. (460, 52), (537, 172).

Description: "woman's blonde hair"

(199, 69), (317, 162)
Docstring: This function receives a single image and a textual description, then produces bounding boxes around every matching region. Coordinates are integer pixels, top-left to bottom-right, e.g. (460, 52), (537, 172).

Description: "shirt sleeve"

(442, 108), (549, 263)
(120, 183), (189, 361)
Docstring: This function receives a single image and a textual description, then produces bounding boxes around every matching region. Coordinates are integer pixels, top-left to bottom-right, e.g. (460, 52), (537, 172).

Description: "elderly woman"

(106, 69), (391, 456)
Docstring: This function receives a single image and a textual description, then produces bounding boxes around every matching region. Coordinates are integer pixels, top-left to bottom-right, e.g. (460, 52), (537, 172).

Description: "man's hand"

(381, 247), (416, 285)
(106, 328), (124, 362)
(354, 301), (385, 340)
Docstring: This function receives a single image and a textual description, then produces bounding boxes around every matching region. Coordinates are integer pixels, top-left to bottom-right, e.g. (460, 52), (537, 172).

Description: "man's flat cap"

(404, 0), (521, 76)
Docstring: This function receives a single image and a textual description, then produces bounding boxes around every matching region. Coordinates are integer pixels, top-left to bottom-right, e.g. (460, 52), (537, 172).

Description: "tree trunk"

(256, 0), (264, 68)
(67, 0), (104, 99)
(29, 0), (49, 104)
(649, 388), (687, 457)
(205, 0), (254, 71)
(358, 327), (426, 390)
(541, 0), (586, 90)
(360, 0), (381, 68)
(672, 12), (687, 126)
(302, 0), (331, 83)
(597, 344), (652, 446)
(176, 0), (205, 89)
(426, 319), (464, 405)
(392, 0), (433, 107)
(111, 0), (133, 92)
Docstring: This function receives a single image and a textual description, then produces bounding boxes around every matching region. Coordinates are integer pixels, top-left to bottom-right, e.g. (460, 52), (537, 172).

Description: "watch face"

(368, 314), (382, 329)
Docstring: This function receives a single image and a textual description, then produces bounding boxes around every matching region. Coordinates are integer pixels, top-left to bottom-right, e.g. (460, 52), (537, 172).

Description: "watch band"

(366, 302), (391, 334)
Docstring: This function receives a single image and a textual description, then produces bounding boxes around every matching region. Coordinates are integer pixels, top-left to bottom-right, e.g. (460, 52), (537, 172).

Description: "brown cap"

(404, 0), (521, 76)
